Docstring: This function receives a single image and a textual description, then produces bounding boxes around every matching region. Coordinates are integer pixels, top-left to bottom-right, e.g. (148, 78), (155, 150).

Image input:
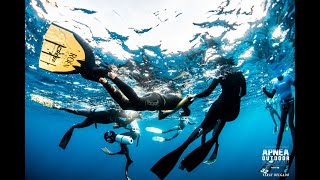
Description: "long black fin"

(151, 144), (188, 179)
(59, 128), (74, 150)
(180, 136), (216, 172)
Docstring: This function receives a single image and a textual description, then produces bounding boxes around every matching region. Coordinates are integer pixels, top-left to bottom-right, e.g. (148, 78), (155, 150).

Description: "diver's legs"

(162, 126), (180, 134)
(182, 126), (204, 146)
(72, 118), (95, 128)
(58, 118), (95, 149)
(111, 76), (141, 103)
(270, 112), (278, 133)
(201, 131), (207, 145)
(276, 107), (288, 150)
(100, 79), (132, 109)
(201, 119), (219, 144)
(165, 130), (182, 141)
(288, 102), (295, 146)
(59, 107), (92, 116)
(120, 144), (133, 180)
(179, 120), (225, 170)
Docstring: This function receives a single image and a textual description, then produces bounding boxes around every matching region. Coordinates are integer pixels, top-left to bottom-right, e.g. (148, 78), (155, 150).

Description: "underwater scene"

(25, 0), (295, 179)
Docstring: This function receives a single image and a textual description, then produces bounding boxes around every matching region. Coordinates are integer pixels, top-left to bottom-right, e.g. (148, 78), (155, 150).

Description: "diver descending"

(30, 93), (141, 150)
(52, 104), (141, 150)
(151, 57), (247, 179)
(101, 118), (141, 180)
(95, 73), (193, 119)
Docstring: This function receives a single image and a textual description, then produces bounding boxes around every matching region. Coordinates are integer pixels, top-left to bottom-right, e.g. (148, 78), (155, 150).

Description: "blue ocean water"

(25, 0), (295, 180)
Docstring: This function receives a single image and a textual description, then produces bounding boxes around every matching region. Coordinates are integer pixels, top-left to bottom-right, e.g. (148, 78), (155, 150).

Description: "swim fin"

(39, 23), (86, 74)
(203, 143), (219, 165)
(59, 128), (74, 150)
(31, 94), (54, 108)
(180, 135), (216, 172)
(151, 143), (188, 179)
(101, 147), (113, 154)
(145, 127), (163, 134)
(152, 136), (166, 142)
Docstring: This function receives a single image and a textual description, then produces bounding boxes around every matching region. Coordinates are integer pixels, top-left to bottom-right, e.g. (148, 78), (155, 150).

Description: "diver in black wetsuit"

(101, 118), (141, 180)
(150, 57), (247, 179)
(70, 32), (192, 118)
(52, 104), (141, 150)
(95, 72), (192, 118)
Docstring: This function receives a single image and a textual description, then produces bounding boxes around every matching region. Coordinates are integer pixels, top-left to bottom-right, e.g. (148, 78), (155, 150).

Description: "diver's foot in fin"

(76, 66), (101, 82)
(92, 65), (111, 77)
(101, 147), (113, 154)
(59, 128), (74, 150)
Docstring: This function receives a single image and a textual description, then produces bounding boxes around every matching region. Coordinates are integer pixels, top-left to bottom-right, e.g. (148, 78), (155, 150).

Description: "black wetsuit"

(179, 69), (246, 168)
(58, 107), (130, 149)
(72, 32), (190, 115)
(102, 76), (191, 113)
(150, 68), (247, 177)
(197, 70), (247, 131)
(60, 107), (126, 127)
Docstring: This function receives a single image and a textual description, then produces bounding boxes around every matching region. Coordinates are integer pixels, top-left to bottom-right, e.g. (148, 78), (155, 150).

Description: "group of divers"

(33, 27), (295, 180)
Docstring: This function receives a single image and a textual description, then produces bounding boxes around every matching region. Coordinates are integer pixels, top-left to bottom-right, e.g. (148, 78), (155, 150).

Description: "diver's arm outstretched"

(165, 130), (183, 141)
(262, 86), (276, 98)
(195, 78), (220, 98)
